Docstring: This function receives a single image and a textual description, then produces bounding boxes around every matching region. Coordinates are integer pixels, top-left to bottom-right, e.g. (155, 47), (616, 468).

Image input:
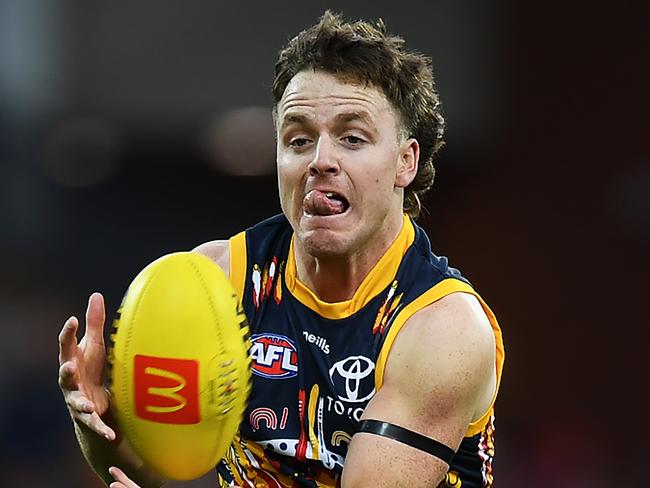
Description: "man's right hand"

(58, 292), (116, 441)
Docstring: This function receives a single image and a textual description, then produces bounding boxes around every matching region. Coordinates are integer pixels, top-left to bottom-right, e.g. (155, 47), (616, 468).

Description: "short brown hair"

(273, 11), (445, 219)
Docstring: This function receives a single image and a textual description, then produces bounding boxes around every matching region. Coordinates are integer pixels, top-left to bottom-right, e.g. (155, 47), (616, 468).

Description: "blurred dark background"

(1, 0), (647, 486)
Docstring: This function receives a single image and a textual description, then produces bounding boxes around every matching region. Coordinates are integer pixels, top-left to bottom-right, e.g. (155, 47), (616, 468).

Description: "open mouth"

(303, 190), (350, 217)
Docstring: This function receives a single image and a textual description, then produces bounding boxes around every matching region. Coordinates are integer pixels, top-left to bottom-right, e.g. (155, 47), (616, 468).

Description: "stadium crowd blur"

(1, 1), (647, 486)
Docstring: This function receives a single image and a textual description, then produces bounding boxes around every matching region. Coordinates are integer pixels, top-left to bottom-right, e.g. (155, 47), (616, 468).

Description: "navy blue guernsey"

(216, 214), (504, 488)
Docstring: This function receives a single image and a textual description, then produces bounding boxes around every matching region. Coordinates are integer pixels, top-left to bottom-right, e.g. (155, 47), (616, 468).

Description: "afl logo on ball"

(250, 333), (298, 379)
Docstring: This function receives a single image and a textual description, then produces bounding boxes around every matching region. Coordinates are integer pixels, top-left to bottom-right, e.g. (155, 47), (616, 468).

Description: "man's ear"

(395, 138), (420, 188)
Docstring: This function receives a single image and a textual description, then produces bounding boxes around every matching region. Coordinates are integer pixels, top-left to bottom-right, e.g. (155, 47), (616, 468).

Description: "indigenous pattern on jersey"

(217, 214), (505, 488)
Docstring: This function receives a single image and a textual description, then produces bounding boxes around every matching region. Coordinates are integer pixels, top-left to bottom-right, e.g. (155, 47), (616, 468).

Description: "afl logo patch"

(250, 333), (298, 379)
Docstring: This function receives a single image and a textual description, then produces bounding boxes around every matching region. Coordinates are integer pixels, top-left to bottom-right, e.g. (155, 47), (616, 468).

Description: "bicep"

(344, 437), (445, 487)
(341, 292), (495, 487)
(342, 393), (452, 487)
(341, 382), (466, 488)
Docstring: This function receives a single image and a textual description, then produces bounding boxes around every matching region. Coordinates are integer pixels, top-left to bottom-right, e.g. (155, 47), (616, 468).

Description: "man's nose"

(308, 137), (340, 176)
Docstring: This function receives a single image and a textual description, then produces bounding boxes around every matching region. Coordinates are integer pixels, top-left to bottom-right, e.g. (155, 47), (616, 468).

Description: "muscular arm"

(342, 292), (497, 487)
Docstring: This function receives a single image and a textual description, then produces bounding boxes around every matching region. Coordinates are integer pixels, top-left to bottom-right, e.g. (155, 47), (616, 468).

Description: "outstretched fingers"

(85, 292), (106, 345)
(58, 360), (79, 391)
(63, 388), (96, 416)
(75, 410), (116, 441)
(58, 316), (79, 364)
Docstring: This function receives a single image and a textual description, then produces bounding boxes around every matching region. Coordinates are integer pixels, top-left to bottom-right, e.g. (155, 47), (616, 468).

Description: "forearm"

(74, 414), (166, 487)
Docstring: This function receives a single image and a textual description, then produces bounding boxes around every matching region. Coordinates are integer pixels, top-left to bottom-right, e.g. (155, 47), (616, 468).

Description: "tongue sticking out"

(303, 190), (348, 216)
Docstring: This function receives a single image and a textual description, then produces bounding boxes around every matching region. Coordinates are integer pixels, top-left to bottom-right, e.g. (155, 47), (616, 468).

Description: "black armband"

(356, 419), (456, 465)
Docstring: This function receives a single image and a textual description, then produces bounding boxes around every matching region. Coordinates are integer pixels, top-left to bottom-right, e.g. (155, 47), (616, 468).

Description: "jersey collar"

(284, 214), (415, 320)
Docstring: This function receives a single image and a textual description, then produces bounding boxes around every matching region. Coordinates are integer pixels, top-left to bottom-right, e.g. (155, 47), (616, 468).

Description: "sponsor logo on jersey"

(325, 395), (365, 422)
(329, 355), (376, 403)
(250, 333), (298, 379)
(302, 331), (330, 354)
(134, 354), (200, 424)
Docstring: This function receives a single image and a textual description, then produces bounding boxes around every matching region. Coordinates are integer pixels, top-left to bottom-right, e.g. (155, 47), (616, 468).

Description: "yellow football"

(108, 251), (251, 480)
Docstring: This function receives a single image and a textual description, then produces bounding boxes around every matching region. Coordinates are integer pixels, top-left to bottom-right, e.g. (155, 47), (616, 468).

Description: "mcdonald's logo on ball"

(134, 354), (200, 424)
(108, 252), (252, 480)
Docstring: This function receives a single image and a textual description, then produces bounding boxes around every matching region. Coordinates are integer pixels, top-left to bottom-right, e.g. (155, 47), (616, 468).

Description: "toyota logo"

(329, 355), (376, 403)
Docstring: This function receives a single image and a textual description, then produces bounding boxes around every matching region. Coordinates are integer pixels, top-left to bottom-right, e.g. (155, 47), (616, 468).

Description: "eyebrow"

(279, 110), (377, 133)
(334, 111), (376, 128)
(279, 113), (312, 132)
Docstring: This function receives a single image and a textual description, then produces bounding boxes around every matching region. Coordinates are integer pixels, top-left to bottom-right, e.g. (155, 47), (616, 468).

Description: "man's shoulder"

(408, 219), (470, 285)
(191, 214), (292, 278)
(192, 240), (230, 276)
(411, 292), (495, 356)
(383, 291), (497, 422)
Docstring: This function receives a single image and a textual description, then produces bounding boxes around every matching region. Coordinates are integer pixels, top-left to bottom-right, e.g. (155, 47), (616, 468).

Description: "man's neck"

(293, 213), (404, 303)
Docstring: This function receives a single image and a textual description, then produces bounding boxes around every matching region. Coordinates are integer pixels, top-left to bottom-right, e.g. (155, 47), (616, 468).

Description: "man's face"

(276, 70), (418, 258)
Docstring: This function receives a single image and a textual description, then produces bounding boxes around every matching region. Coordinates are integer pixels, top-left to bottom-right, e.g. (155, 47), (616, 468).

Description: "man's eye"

(343, 135), (363, 144)
(289, 138), (309, 147)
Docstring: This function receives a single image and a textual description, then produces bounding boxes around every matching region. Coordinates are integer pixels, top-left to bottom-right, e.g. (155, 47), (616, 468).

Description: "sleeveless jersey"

(216, 214), (505, 488)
